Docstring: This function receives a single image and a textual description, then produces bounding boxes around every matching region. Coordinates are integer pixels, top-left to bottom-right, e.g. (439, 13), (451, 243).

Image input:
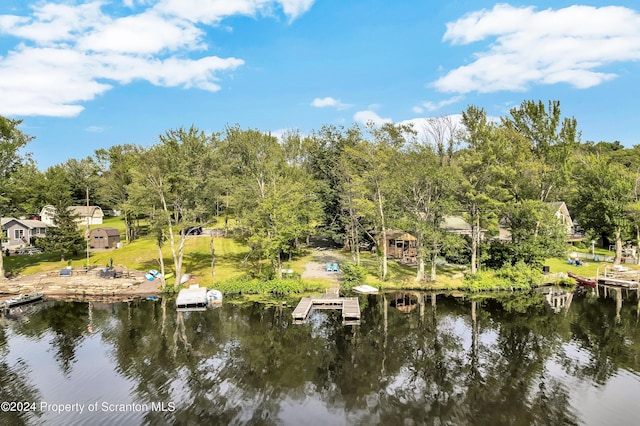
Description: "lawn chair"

(326, 263), (333, 272)
(332, 263), (339, 272)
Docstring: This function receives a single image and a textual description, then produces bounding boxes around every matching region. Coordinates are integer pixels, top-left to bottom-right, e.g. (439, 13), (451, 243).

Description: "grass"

(6, 220), (638, 292)
(4, 218), (252, 286)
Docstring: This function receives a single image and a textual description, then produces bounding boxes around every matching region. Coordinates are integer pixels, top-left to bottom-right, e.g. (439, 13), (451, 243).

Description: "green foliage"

(214, 275), (323, 294)
(340, 262), (367, 290)
(42, 201), (86, 262)
(463, 261), (542, 291)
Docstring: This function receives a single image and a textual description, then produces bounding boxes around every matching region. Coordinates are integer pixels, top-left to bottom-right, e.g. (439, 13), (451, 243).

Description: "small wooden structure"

(385, 230), (417, 264)
(292, 297), (360, 325)
(89, 227), (120, 249)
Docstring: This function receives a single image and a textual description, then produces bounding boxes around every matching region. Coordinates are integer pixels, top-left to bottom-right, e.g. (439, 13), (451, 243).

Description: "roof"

(385, 230), (417, 241)
(90, 227), (120, 237)
(440, 216), (472, 232)
(1, 217), (50, 229)
(68, 206), (104, 217)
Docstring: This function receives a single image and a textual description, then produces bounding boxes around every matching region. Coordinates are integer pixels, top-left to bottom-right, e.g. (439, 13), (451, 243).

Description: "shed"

(89, 227), (121, 249)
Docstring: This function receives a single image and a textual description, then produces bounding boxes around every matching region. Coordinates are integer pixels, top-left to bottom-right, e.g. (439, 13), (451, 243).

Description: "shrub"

(463, 261), (542, 291)
(214, 275), (323, 294)
(341, 262), (367, 290)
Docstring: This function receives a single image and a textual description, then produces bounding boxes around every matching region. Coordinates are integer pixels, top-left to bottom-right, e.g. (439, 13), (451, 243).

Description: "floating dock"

(292, 296), (360, 324)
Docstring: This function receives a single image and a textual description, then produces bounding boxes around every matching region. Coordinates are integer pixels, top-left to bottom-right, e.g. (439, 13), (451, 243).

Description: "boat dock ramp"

(292, 296), (360, 325)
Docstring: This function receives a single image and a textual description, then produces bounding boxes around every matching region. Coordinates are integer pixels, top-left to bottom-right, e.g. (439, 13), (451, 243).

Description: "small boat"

(176, 284), (222, 311)
(206, 289), (223, 305)
(567, 272), (596, 288)
(145, 269), (163, 281)
(352, 285), (379, 294)
(2, 293), (44, 309)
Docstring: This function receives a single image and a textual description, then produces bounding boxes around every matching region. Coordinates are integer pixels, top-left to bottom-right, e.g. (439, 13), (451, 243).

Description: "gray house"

(1, 218), (50, 250)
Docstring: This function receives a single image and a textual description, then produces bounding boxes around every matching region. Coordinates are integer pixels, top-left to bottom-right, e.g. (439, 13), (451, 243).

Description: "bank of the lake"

(2, 222), (632, 296)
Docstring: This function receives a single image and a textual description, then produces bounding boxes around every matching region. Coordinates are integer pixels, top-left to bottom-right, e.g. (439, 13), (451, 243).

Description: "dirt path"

(301, 247), (349, 280)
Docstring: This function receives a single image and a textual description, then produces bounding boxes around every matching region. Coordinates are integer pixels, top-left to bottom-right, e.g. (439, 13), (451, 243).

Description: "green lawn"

(5, 226), (251, 286)
(6, 224), (635, 290)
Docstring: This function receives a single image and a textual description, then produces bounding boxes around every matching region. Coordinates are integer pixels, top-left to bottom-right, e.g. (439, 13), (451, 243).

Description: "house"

(40, 205), (104, 226)
(89, 228), (121, 249)
(1, 218), (50, 249)
(440, 216), (472, 236)
(547, 202), (573, 236)
(384, 230), (418, 263)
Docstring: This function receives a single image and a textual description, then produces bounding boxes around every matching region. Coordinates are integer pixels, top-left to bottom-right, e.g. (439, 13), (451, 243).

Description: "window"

(14, 229), (24, 239)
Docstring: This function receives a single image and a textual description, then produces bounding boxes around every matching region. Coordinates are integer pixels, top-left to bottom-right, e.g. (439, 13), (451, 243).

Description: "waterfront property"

(1, 217), (50, 250)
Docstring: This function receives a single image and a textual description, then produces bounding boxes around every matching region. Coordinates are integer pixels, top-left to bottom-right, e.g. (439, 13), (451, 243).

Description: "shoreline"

(0, 268), (161, 300)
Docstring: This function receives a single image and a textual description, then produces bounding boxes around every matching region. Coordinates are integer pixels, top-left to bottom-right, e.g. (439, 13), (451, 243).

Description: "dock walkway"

(292, 296), (360, 324)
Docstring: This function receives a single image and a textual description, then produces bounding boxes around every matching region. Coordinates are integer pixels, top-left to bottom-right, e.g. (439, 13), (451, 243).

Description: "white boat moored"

(352, 285), (379, 294)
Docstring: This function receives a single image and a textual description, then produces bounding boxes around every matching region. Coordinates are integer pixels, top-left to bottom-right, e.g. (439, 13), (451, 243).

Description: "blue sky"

(2, 0), (640, 169)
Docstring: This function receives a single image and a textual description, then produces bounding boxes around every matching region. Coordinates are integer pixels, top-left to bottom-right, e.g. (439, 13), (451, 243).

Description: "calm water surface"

(1, 286), (640, 425)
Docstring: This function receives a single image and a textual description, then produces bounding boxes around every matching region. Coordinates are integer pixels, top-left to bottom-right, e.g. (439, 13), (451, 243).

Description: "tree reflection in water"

(1, 288), (640, 424)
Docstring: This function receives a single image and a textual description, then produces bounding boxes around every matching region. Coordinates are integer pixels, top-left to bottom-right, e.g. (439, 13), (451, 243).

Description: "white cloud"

(310, 96), (352, 110)
(77, 13), (204, 54)
(154, 0), (315, 24)
(416, 95), (463, 112)
(86, 125), (107, 132)
(434, 4), (640, 93)
(0, 0), (315, 117)
(353, 110), (392, 127)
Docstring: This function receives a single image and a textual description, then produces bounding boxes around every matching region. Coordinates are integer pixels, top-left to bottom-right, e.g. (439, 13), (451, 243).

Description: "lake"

(1, 286), (639, 425)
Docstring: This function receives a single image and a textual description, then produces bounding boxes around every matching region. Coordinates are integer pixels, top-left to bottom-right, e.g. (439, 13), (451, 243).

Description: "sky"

(1, 0), (640, 169)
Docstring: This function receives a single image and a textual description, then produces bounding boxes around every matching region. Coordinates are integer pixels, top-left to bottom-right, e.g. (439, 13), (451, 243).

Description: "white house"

(40, 205), (104, 226)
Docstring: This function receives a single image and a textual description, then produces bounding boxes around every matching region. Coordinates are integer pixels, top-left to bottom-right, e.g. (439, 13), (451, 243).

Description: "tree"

(223, 127), (323, 278)
(573, 154), (633, 265)
(501, 100), (579, 202)
(343, 123), (412, 280)
(95, 144), (142, 244)
(131, 126), (216, 287)
(42, 201), (85, 262)
(498, 200), (567, 267)
(0, 116), (33, 280)
(397, 143), (456, 281)
(455, 106), (502, 274)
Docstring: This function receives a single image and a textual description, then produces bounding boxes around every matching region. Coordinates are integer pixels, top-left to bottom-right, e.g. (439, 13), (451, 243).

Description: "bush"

(214, 275), (323, 295)
(341, 262), (367, 290)
(463, 261), (542, 291)
(496, 261), (542, 288)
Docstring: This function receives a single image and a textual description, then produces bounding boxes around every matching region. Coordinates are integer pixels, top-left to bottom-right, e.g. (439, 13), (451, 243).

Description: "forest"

(1, 99), (640, 287)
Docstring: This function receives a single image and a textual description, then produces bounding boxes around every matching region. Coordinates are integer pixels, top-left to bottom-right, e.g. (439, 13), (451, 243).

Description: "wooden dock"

(292, 296), (360, 324)
(596, 266), (640, 288)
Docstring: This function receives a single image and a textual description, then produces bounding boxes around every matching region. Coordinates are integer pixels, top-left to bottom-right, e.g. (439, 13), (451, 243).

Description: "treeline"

(2, 100), (640, 283)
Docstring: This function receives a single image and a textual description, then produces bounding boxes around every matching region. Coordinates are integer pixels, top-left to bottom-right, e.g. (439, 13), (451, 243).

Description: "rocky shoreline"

(0, 267), (161, 300)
